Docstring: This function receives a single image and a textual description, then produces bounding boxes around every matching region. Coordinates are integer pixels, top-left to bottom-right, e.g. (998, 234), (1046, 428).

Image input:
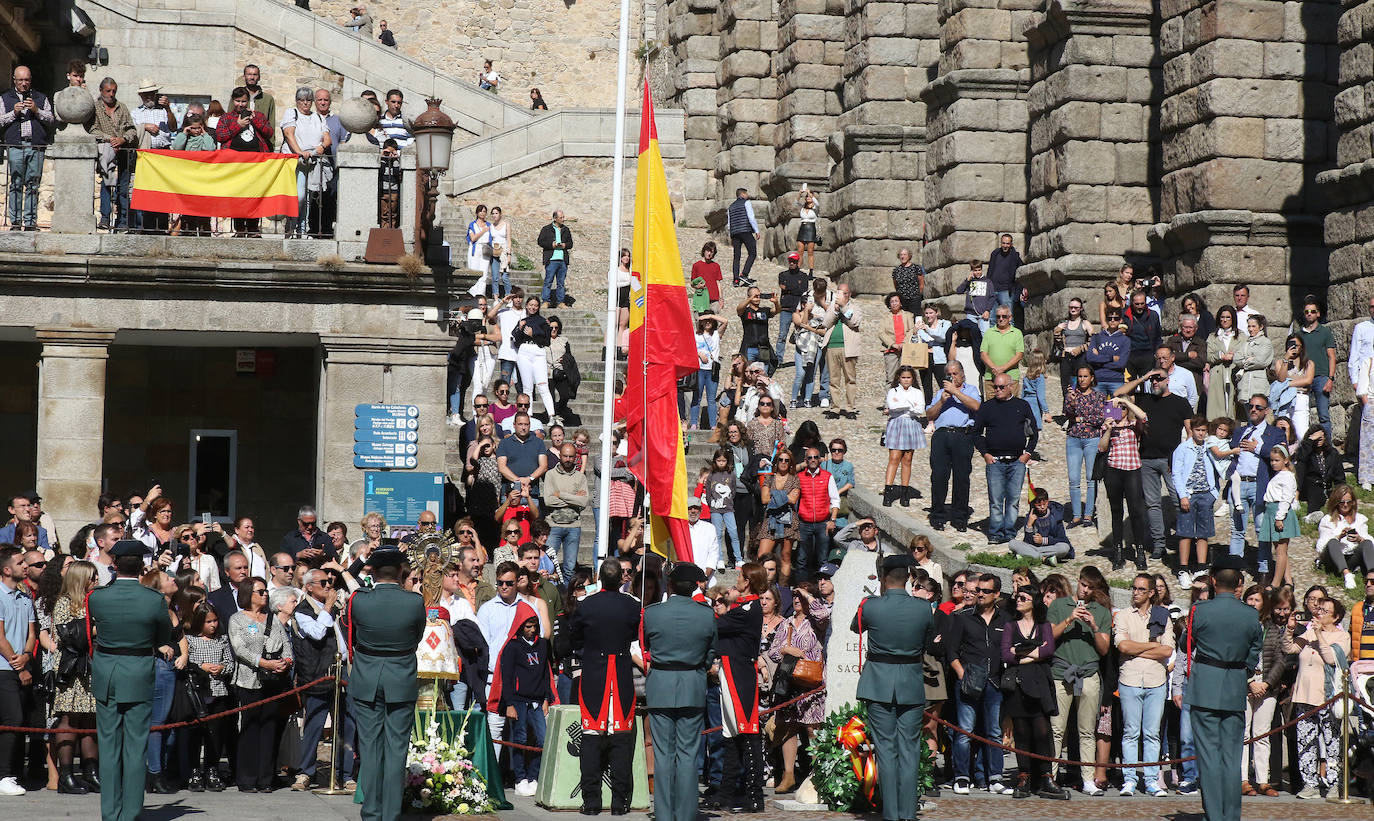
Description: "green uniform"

(88, 577), (173, 821)
(642, 594), (717, 821)
(851, 589), (935, 821)
(347, 582), (426, 821)
(1184, 594), (1262, 821)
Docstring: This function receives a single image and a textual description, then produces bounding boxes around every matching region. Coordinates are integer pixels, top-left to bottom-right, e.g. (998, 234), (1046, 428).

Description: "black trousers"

(929, 428), (974, 527)
(1105, 467), (1147, 550)
(1126, 351), (1154, 380)
(719, 732), (763, 808)
(1011, 713), (1053, 782)
(0, 670), (23, 779)
(1058, 353), (1085, 405)
(188, 697), (225, 772)
(235, 686), (281, 789)
(579, 731), (634, 810)
(730, 232), (757, 279)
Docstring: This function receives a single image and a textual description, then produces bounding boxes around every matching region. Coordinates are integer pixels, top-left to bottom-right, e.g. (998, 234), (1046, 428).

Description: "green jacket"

(643, 595), (717, 709)
(1184, 593), (1262, 712)
(346, 582), (426, 703)
(88, 577), (173, 703)
(851, 588), (935, 705)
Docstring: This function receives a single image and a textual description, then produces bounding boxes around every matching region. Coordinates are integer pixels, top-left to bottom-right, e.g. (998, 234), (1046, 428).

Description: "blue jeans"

(952, 680), (1003, 784)
(773, 310), (794, 363)
(792, 349), (818, 405)
(509, 700), (546, 782)
(690, 367), (718, 429)
(795, 520), (827, 582)
(1229, 478), (1271, 572)
(550, 525), (582, 585)
(299, 692), (356, 778)
(6, 146), (44, 227)
(1178, 701), (1198, 784)
(542, 259), (567, 304)
(698, 684), (724, 789)
(1119, 683), (1166, 788)
(712, 509), (740, 565)
(1095, 380), (1122, 396)
(490, 256), (510, 297)
(1311, 375), (1332, 438)
(1021, 375), (1047, 428)
(500, 358), (516, 385)
(147, 657), (176, 773)
(985, 459), (1027, 541)
(817, 350), (830, 401)
(966, 311), (990, 335)
(1066, 436), (1099, 520)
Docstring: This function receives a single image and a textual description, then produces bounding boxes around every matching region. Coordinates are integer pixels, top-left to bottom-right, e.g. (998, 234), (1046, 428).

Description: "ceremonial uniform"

(852, 578), (936, 821)
(643, 575), (717, 821)
(87, 543), (173, 821)
(347, 555), (426, 821)
(716, 591), (764, 811)
(569, 587), (641, 813)
(1185, 591), (1262, 821)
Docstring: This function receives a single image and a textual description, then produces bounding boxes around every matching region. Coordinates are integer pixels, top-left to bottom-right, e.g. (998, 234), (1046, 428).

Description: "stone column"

(662, 0), (720, 227)
(826, 0), (942, 292)
(920, 0), (1035, 308)
(1021, 0), (1157, 335)
(1151, 0), (1339, 325)
(399, 152), (418, 251)
(761, 0), (845, 267)
(35, 327), (116, 543)
(49, 130), (98, 235)
(317, 336), (451, 526)
(710, 0), (778, 230)
(334, 141), (382, 261)
(1317, 0), (1374, 440)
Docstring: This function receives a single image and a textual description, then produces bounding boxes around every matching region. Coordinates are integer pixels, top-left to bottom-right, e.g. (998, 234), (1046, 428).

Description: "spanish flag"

(620, 81), (697, 562)
(131, 149), (298, 218)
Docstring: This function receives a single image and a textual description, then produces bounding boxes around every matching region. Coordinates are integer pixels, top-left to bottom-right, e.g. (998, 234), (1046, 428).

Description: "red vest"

(797, 468), (833, 523)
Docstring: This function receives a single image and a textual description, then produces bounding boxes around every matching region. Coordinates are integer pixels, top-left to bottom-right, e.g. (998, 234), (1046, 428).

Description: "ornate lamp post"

(410, 99), (456, 258)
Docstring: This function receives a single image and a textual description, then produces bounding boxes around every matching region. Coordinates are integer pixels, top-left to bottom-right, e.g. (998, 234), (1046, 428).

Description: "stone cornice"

(1316, 160), (1374, 210)
(1150, 211), (1326, 255)
(34, 327), (118, 354)
(920, 69), (1030, 107)
(826, 124), (927, 162)
(320, 335), (452, 365)
(1024, 0), (1154, 47)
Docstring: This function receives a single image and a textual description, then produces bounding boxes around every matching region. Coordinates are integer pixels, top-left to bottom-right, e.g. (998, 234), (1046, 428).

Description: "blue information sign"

(354, 404), (420, 469)
(363, 472), (444, 529)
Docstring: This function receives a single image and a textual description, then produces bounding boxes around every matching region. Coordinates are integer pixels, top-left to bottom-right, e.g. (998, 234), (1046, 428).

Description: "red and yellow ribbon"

(837, 716), (877, 803)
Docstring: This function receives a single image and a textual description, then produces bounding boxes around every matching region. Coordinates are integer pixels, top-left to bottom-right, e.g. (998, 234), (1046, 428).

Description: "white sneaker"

(1177, 570), (1192, 589)
(820, 398), (830, 408)
(0, 777), (25, 796)
(1119, 783), (1136, 797)
(1081, 784), (1104, 796)
(1304, 510), (1324, 524)
(514, 779), (531, 796)
(1363, 483), (1372, 492)
(1346, 571), (1357, 590)
(447, 413), (463, 425)
(524, 780), (538, 796)
(952, 778), (970, 795)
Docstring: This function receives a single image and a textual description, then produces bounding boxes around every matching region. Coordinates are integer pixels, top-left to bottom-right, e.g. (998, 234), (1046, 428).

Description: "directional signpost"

(354, 404), (420, 469)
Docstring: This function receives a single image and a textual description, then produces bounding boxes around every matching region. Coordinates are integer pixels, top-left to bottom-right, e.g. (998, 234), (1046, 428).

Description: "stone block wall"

(661, 0), (720, 227)
(709, 0), (779, 231)
(1020, 0), (1158, 333)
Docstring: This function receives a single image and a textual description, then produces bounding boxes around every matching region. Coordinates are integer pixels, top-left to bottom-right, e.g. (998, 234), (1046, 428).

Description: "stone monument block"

(821, 550), (880, 710)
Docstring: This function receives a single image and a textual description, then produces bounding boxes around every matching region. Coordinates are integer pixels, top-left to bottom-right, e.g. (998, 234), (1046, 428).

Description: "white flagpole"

(596, 0), (633, 564)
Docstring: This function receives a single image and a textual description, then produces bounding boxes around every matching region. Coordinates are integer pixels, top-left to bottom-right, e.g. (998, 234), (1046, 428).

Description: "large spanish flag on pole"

(620, 81), (697, 562)
(131, 149), (298, 218)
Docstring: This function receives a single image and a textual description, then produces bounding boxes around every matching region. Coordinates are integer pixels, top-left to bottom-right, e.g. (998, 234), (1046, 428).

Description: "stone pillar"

(399, 152), (418, 251)
(710, 0), (778, 231)
(1151, 0), (1338, 325)
(1021, 0), (1157, 335)
(49, 130), (98, 235)
(662, 0), (720, 228)
(920, 0), (1035, 308)
(1317, 0), (1374, 441)
(317, 336), (451, 527)
(826, 0), (942, 292)
(35, 327), (115, 544)
(334, 141), (382, 261)
(761, 0), (845, 267)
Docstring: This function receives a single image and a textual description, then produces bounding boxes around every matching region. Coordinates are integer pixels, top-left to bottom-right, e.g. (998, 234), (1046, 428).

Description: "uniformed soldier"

(569, 557), (642, 815)
(87, 539), (174, 821)
(1185, 559), (1262, 821)
(851, 555), (935, 821)
(716, 561), (766, 813)
(643, 563), (717, 821)
(347, 549), (426, 821)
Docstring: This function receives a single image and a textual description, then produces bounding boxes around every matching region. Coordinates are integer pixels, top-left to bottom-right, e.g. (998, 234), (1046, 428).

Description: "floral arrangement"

(807, 702), (934, 812)
(404, 712), (493, 815)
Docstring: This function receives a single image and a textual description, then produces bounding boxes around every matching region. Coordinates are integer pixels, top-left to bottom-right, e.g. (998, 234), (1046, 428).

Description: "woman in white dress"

(488, 206), (513, 298)
(882, 365), (926, 508)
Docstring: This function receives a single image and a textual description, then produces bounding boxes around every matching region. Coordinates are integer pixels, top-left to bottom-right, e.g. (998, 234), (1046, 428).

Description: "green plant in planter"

(807, 701), (933, 812)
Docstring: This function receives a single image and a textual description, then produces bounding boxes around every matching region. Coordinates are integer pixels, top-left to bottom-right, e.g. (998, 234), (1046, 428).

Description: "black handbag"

(55, 619), (90, 684)
(1091, 449), (1108, 482)
(678, 370), (698, 392)
(959, 657), (989, 701)
(169, 671), (208, 722)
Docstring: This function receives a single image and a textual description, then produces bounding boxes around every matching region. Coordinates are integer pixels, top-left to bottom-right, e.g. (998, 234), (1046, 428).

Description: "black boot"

(186, 768), (205, 792)
(58, 765), (89, 795)
(1111, 545), (1125, 571)
(205, 767), (225, 792)
(882, 485), (895, 507)
(1038, 776), (1070, 800)
(899, 485), (912, 507)
(1134, 547), (1148, 571)
(80, 760), (100, 792)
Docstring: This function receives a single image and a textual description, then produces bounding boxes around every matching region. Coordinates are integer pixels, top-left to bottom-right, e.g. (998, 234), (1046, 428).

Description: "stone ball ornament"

(338, 96), (378, 134)
(54, 86), (95, 126)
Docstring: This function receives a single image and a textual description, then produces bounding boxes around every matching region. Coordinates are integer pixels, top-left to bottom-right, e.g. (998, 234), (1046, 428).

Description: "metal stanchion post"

(1327, 668), (1356, 804)
(314, 654), (352, 795)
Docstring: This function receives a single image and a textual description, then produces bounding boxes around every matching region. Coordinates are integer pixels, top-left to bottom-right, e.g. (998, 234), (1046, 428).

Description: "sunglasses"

(1106, 314), (1122, 320)
(994, 384), (1012, 391)
(759, 401), (773, 406)
(977, 588), (996, 594)
(805, 455), (821, 460)
(274, 564), (295, 571)
(495, 579), (517, 587)
(253, 589), (267, 596)
(517, 402), (531, 408)
(1247, 403), (1268, 410)
(475, 402), (489, 409)
(830, 447), (845, 453)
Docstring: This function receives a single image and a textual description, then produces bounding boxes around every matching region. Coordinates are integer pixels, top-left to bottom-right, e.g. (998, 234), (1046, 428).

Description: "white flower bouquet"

(404, 712), (493, 815)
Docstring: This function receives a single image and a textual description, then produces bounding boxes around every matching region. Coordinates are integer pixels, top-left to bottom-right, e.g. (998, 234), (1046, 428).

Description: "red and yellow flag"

(620, 82), (697, 562)
(131, 149), (298, 218)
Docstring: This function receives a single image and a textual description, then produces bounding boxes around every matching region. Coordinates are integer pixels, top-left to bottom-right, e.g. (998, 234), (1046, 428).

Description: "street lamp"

(410, 98), (456, 258)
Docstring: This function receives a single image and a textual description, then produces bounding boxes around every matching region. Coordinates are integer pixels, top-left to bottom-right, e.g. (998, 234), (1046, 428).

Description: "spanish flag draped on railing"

(130, 150), (298, 218)
(619, 81), (697, 562)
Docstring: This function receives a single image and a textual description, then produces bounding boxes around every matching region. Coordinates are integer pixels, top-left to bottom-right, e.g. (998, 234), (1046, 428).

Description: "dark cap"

(1209, 554), (1245, 573)
(368, 548), (406, 570)
(22, 490), (40, 503)
(669, 563), (707, 585)
(816, 562), (839, 578)
(881, 555), (916, 574)
(111, 539), (146, 558)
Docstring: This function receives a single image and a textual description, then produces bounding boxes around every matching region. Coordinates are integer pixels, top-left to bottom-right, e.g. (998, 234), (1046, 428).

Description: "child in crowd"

(1021, 348), (1051, 428)
(185, 603), (233, 792)
(1206, 417), (1240, 511)
(1172, 415), (1218, 586)
(692, 242), (724, 312)
(1260, 445), (1299, 590)
(706, 449), (741, 567)
(499, 614), (553, 796)
(378, 138), (401, 228)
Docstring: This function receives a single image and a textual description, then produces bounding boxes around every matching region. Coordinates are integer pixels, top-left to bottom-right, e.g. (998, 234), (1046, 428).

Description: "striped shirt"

(378, 113), (413, 147)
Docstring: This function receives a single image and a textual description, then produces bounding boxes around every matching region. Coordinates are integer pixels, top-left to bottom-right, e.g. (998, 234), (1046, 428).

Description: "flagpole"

(596, 0), (634, 564)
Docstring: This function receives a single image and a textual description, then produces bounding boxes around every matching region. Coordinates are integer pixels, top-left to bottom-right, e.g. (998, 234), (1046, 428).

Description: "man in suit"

(643, 564), (717, 821)
(1185, 561), (1262, 821)
(208, 549), (250, 618)
(347, 549), (426, 821)
(1227, 394), (1287, 583)
(569, 558), (642, 815)
(88, 540), (174, 821)
(852, 555), (936, 821)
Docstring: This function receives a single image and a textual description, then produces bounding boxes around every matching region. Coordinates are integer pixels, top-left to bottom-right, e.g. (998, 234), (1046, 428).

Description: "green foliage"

(952, 542), (972, 552)
(512, 252), (536, 271)
(806, 701), (934, 812)
(966, 551), (1039, 570)
(1109, 577), (1131, 590)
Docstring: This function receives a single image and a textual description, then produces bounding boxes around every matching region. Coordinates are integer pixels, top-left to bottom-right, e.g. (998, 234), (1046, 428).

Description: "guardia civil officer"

(570, 557), (642, 815)
(347, 549), (426, 821)
(716, 562), (767, 813)
(88, 540), (174, 821)
(851, 555), (935, 821)
(643, 563), (717, 821)
(1185, 557), (1261, 821)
